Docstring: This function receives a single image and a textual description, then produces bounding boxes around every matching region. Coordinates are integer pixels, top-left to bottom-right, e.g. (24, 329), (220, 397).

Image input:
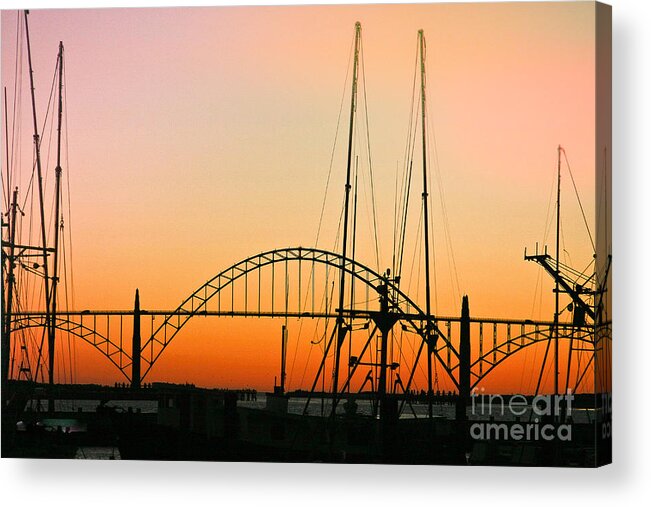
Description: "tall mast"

(348, 157), (359, 391)
(3, 188), (19, 384)
(48, 41), (64, 389)
(418, 30), (434, 419)
(332, 21), (361, 409)
(4, 87), (9, 207)
(280, 325), (287, 394)
(554, 145), (561, 399)
(24, 10), (52, 386)
(2, 87), (15, 385)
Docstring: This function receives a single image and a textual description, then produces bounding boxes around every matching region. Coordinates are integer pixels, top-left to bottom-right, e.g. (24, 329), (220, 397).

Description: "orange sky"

(1, 2), (604, 393)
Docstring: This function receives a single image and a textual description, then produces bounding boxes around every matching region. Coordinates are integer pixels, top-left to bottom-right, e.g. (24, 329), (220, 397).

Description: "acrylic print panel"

(1, 1), (611, 466)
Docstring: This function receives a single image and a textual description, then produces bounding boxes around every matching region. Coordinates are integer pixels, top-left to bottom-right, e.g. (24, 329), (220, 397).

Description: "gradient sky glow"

(1, 2), (602, 393)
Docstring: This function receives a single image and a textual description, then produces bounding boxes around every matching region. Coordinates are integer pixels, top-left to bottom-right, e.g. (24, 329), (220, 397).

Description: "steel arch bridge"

(11, 246), (608, 394)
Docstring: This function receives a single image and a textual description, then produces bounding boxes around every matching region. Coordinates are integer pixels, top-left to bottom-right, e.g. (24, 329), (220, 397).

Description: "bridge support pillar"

(131, 289), (141, 389)
(459, 295), (471, 400)
(456, 295), (471, 461)
(457, 295), (471, 414)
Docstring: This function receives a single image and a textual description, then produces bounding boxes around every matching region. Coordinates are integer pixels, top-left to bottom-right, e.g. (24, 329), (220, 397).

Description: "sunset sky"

(1, 2), (602, 394)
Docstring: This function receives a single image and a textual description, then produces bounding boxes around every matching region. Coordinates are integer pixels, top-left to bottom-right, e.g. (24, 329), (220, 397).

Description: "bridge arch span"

(11, 315), (132, 381)
(140, 247), (446, 380)
(467, 326), (596, 391)
(11, 247), (606, 396)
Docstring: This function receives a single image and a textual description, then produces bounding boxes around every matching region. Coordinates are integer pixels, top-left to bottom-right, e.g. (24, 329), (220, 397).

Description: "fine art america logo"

(469, 388), (574, 442)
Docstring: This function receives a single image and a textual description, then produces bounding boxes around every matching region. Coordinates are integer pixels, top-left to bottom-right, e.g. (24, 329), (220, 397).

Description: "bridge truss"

(9, 247), (609, 398)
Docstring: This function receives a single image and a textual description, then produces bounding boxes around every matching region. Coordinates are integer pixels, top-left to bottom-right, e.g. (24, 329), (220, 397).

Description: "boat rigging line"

(416, 29), (435, 419)
(331, 20), (361, 414)
(3, 10), (78, 389)
(24, 10), (53, 391)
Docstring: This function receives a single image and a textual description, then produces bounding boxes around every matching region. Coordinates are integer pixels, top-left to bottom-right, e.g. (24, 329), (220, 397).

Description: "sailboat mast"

(280, 325), (287, 394)
(24, 10), (53, 386)
(348, 157), (359, 391)
(418, 30), (434, 419)
(49, 41), (64, 388)
(554, 145), (561, 398)
(3, 188), (19, 385)
(332, 21), (361, 406)
(4, 87), (9, 206)
(2, 88), (15, 385)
